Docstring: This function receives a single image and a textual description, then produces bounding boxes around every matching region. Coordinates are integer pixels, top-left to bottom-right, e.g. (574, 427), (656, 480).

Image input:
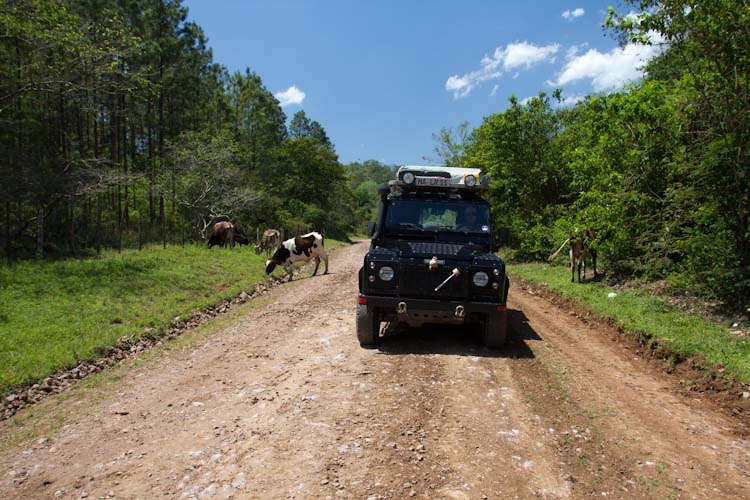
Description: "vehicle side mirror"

(367, 221), (377, 238)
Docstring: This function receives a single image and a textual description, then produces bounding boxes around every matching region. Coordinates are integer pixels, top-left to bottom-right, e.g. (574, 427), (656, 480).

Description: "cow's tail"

(548, 238), (570, 261)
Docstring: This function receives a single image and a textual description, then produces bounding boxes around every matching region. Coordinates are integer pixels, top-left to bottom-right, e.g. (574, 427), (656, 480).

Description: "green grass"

(0, 240), (345, 395)
(510, 263), (750, 382)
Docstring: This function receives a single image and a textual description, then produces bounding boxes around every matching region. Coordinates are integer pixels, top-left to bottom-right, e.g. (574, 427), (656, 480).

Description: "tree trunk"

(4, 201), (10, 257)
(148, 98), (155, 223)
(36, 202), (44, 259)
(96, 193), (102, 254)
(68, 192), (75, 253)
(160, 195), (166, 249)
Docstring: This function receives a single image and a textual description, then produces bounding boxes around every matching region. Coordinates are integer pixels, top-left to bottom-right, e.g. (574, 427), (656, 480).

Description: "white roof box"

(392, 165), (490, 190)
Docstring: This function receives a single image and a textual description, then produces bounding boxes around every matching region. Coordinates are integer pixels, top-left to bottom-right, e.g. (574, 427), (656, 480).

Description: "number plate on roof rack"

(416, 177), (449, 187)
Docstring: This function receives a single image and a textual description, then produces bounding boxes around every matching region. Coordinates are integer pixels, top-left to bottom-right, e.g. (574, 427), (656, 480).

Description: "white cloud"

(520, 96), (534, 105)
(562, 8), (585, 20)
(490, 84), (500, 97)
(502, 41), (560, 71)
(558, 94), (586, 106)
(551, 42), (662, 91)
(274, 85), (305, 106)
(445, 41), (559, 98)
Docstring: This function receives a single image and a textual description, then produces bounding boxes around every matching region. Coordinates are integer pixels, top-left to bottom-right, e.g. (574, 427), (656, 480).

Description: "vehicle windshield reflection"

(385, 200), (489, 233)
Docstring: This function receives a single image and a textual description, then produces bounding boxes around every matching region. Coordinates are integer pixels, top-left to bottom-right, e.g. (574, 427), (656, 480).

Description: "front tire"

(483, 310), (507, 348)
(356, 303), (380, 346)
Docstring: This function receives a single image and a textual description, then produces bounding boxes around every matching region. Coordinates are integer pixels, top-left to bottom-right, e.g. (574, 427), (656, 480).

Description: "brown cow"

(207, 221), (236, 248)
(548, 228), (598, 282)
(233, 225), (250, 246)
(255, 229), (281, 257)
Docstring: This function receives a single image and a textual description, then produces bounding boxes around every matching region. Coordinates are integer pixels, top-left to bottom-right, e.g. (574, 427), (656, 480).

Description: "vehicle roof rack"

(390, 165), (490, 193)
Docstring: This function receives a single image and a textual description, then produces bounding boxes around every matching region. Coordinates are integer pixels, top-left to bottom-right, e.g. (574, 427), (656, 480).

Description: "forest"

(432, 1), (749, 307)
(0, 0), (389, 258)
(1, 0), (748, 307)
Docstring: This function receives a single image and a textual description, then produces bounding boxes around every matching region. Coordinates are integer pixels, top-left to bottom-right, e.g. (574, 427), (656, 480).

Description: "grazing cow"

(233, 225), (250, 246)
(265, 231), (328, 281)
(255, 229), (281, 257)
(548, 228), (598, 282)
(208, 221), (248, 249)
(207, 221), (235, 248)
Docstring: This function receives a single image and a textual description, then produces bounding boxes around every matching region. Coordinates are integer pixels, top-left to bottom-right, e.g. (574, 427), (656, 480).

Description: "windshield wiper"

(395, 223), (423, 231)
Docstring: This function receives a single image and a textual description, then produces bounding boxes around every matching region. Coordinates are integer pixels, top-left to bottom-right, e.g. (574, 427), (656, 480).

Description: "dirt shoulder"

(1, 242), (749, 499)
(510, 274), (750, 435)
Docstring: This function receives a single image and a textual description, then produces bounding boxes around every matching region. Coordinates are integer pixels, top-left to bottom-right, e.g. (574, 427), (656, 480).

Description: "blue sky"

(182, 1), (657, 166)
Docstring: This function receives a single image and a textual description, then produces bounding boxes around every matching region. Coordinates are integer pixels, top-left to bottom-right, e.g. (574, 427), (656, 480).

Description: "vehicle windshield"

(384, 199), (490, 233)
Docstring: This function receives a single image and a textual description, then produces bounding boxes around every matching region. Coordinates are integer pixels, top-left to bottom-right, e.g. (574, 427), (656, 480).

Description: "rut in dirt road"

(1, 241), (749, 500)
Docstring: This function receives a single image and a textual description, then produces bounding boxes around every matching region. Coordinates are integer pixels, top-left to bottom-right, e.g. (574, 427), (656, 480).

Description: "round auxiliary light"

(402, 172), (416, 184)
(493, 268), (500, 276)
(369, 261), (376, 270)
(368, 275), (376, 282)
(473, 271), (489, 287)
(480, 175), (491, 186)
(492, 282), (500, 290)
(464, 174), (477, 187)
(378, 266), (395, 281)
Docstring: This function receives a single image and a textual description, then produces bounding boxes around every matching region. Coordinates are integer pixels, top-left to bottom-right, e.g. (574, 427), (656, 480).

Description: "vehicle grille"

(399, 264), (469, 299)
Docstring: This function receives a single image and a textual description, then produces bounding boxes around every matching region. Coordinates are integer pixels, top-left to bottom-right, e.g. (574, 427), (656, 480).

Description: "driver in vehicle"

(456, 206), (486, 231)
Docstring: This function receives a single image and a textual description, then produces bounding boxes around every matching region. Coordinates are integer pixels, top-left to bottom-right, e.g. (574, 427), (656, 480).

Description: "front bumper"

(359, 294), (505, 313)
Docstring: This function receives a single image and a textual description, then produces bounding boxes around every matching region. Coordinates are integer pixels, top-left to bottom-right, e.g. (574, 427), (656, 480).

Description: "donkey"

(548, 228), (598, 282)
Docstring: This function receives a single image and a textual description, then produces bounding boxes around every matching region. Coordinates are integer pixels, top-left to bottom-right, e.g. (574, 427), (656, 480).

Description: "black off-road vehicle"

(357, 166), (509, 348)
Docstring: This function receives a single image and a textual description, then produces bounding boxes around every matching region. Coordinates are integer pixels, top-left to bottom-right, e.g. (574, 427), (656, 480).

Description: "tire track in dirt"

(508, 286), (750, 499)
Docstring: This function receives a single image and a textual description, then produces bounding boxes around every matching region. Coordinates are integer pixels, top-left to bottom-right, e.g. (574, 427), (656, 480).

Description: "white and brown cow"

(265, 231), (328, 281)
(255, 228), (281, 257)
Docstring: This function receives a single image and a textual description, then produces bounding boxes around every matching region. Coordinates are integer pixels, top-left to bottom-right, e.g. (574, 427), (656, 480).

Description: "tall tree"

(608, 0), (750, 300)
(289, 109), (333, 150)
(428, 121), (471, 167)
(226, 69), (287, 173)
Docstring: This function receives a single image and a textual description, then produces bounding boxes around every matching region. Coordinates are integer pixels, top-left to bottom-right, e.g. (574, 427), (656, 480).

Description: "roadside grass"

(510, 263), (750, 383)
(0, 283), (283, 456)
(0, 240), (346, 396)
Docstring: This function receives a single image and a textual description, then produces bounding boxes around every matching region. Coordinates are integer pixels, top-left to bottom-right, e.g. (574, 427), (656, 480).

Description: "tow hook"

(396, 302), (408, 314)
(454, 305), (465, 319)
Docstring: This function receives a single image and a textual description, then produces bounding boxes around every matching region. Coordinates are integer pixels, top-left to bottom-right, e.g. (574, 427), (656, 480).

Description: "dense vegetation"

(0, 0), (393, 257)
(436, 1), (749, 307)
(2, 0), (748, 309)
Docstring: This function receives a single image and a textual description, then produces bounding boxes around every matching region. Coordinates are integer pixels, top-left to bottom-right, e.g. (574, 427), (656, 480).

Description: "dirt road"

(2, 241), (749, 499)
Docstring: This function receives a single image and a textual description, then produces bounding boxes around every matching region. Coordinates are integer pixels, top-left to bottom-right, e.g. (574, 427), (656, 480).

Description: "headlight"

(378, 266), (395, 281)
(464, 174), (477, 187)
(402, 172), (415, 184)
(473, 271), (489, 287)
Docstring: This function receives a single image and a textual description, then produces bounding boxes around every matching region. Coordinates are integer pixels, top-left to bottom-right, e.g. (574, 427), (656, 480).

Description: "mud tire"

(356, 303), (380, 346)
(483, 310), (507, 348)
